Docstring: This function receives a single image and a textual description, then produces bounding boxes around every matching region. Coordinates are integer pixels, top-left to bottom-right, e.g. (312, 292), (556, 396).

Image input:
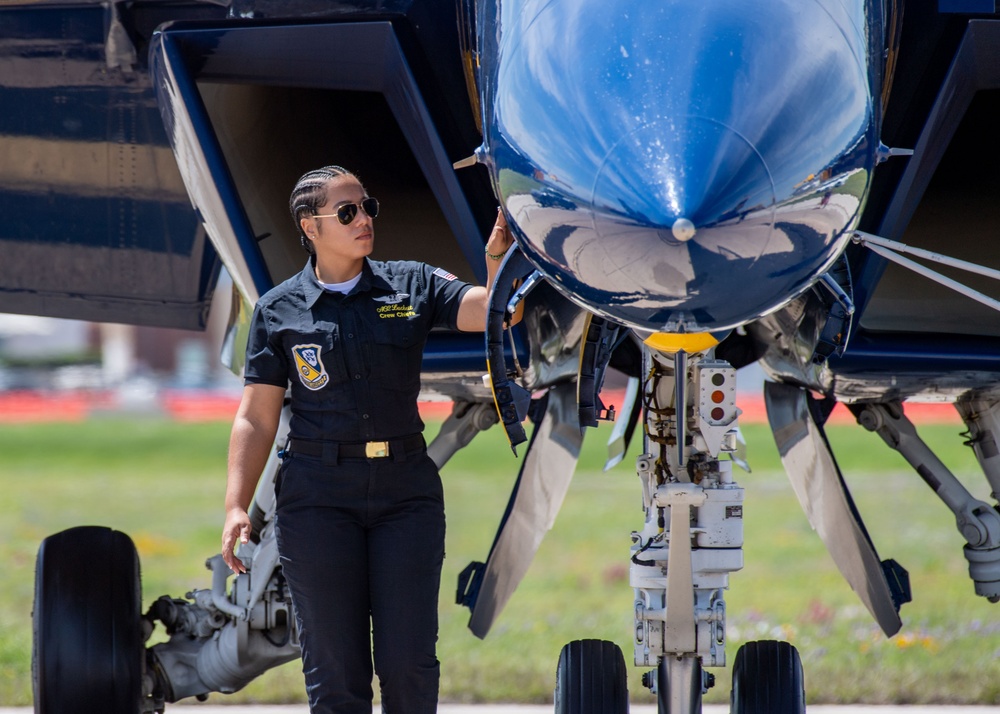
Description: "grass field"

(2, 414), (999, 706)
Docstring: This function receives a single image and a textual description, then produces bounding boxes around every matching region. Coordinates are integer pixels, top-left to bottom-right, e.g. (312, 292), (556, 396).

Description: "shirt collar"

(299, 258), (325, 309)
(300, 257), (394, 308)
(364, 259), (396, 294)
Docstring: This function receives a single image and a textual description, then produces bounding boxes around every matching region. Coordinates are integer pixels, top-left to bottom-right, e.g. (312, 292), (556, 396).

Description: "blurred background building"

(0, 271), (237, 396)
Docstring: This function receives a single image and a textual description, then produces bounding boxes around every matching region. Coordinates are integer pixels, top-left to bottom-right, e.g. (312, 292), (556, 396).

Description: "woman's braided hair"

(288, 165), (357, 254)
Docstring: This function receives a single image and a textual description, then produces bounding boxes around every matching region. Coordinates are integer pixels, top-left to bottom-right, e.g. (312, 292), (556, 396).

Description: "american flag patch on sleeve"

(432, 267), (457, 281)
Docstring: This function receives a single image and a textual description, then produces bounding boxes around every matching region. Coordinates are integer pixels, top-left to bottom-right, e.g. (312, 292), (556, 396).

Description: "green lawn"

(1, 415), (998, 706)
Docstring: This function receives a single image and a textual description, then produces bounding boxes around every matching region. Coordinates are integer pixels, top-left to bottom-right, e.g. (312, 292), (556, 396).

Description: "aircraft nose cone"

(581, 118), (778, 329)
(594, 118), (774, 231)
(489, 0), (876, 332)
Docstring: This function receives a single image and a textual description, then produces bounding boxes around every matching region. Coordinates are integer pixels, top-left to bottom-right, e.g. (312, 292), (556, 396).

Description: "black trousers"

(274, 444), (445, 714)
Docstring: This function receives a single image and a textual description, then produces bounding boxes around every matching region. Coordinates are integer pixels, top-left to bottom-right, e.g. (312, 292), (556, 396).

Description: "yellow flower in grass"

(893, 631), (939, 653)
(132, 530), (181, 558)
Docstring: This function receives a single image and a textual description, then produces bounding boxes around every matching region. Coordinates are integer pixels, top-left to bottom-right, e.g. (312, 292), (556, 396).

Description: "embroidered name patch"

(376, 303), (416, 319)
(292, 344), (329, 390)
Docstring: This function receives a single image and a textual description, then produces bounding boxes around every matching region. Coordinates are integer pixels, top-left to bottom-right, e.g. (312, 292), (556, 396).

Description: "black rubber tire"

(33, 526), (144, 714)
(730, 640), (805, 714)
(554, 639), (629, 714)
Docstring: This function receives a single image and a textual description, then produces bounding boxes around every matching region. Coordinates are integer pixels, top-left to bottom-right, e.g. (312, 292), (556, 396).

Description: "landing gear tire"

(554, 639), (629, 714)
(730, 640), (805, 714)
(33, 526), (145, 714)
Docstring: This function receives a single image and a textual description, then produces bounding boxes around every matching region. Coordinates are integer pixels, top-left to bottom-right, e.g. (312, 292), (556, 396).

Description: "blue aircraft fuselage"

(482, 0), (882, 334)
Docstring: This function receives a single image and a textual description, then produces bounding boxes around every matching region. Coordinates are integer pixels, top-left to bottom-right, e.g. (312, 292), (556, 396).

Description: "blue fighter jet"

(4, 1), (1000, 712)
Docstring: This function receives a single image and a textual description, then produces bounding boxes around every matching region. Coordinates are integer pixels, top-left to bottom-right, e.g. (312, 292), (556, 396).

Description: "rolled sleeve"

(425, 264), (473, 330)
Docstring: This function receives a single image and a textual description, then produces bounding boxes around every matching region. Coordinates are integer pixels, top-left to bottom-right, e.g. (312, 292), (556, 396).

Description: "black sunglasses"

(312, 197), (380, 225)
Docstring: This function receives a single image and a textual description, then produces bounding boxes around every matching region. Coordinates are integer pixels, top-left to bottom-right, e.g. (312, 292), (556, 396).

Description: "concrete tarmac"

(4, 707), (998, 713)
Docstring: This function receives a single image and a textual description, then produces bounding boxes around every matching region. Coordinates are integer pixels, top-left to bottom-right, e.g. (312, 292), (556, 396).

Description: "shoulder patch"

(432, 267), (457, 281)
(291, 343), (329, 390)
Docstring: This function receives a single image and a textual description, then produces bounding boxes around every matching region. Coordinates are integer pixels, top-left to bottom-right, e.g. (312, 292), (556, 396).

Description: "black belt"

(286, 434), (425, 459)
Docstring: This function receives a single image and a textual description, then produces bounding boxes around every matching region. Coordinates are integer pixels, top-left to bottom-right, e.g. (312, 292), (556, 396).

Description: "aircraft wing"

(0, 3), (221, 329)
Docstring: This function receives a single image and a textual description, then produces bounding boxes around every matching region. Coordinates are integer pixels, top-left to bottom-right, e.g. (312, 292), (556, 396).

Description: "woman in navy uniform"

(221, 165), (512, 713)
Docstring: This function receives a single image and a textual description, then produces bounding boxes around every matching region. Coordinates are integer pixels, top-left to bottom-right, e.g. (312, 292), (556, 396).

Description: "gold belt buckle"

(365, 441), (389, 458)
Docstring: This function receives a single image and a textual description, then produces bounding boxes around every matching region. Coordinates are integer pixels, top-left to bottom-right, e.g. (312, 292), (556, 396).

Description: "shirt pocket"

(285, 328), (347, 392)
(370, 318), (423, 393)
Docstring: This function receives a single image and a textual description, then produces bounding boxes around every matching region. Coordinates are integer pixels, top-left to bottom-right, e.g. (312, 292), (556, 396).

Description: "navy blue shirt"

(244, 257), (473, 442)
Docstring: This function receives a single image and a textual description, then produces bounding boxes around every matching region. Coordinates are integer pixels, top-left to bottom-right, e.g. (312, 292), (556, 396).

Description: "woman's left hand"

(456, 208), (520, 331)
(485, 208), (514, 260)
